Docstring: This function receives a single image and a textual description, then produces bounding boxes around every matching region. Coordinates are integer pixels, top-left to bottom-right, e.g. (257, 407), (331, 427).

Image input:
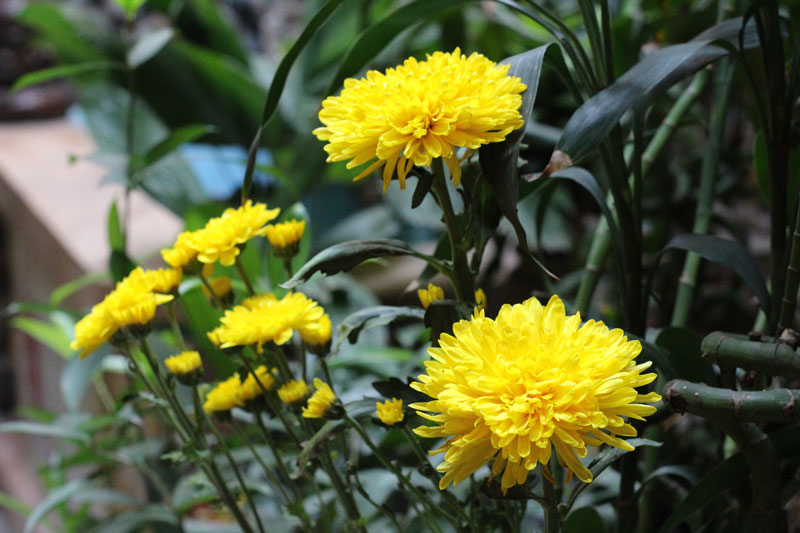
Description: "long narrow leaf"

(12, 61), (119, 92)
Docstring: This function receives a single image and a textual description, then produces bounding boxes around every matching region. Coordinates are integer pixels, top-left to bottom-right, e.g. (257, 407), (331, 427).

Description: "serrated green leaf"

(127, 28), (175, 68)
(334, 306), (425, 355)
(12, 61), (119, 92)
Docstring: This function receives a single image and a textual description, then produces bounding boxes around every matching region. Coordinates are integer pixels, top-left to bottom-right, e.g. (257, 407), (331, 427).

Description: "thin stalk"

(203, 413), (267, 533)
(139, 338), (196, 433)
(577, 0), (607, 84)
(233, 422), (290, 503)
(778, 199), (800, 330)
(349, 467), (404, 530)
(198, 272), (224, 308)
(165, 301), (186, 350)
(575, 70), (711, 313)
(343, 413), (454, 529)
(599, 0), (614, 85)
(238, 355), (301, 445)
(541, 473), (560, 533)
(235, 257), (257, 297)
(430, 158), (474, 302)
(251, 407), (304, 498)
(671, 59), (734, 327)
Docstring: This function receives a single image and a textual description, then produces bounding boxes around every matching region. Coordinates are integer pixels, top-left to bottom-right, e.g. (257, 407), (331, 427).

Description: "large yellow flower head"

(187, 201), (280, 266)
(204, 375), (244, 414)
(410, 295), (660, 492)
(71, 267), (174, 358)
(208, 292), (330, 353)
(302, 378), (336, 419)
(314, 48), (526, 192)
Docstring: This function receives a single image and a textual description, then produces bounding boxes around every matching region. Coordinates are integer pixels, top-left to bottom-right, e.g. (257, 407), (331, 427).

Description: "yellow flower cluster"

(278, 379), (309, 405)
(161, 201), (280, 268)
(302, 378), (336, 419)
(411, 295), (660, 492)
(71, 267), (179, 358)
(314, 48), (526, 192)
(203, 375), (244, 414)
(265, 220), (305, 258)
(208, 292), (332, 353)
(417, 283), (444, 310)
(165, 351), (202, 376)
(376, 398), (404, 426)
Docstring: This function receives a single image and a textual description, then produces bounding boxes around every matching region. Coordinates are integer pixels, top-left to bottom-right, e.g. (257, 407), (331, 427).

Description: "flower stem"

(238, 354), (301, 446)
(235, 256), (257, 296)
(198, 272), (224, 308)
(165, 302), (186, 350)
(541, 474), (560, 533)
(430, 158), (474, 302)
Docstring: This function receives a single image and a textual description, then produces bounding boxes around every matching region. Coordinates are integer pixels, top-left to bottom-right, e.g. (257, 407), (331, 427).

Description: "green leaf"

(635, 338), (677, 381)
(334, 306), (425, 355)
(372, 377), (432, 405)
(0, 421), (89, 444)
(479, 44), (555, 279)
(112, 0), (147, 17)
(10, 316), (74, 358)
(183, 0), (249, 64)
(136, 123), (214, 172)
(241, 0), (346, 200)
(12, 61), (119, 92)
(87, 504), (177, 533)
(61, 348), (109, 411)
(127, 28), (175, 68)
(325, 0), (478, 97)
(0, 492), (32, 517)
(25, 479), (89, 533)
(657, 234), (770, 314)
(552, 17), (759, 167)
(424, 299), (471, 347)
(655, 326), (714, 383)
(178, 285), (235, 377)
(659, 426), (800, 532)
(563, 507), (605, 533)
(107, 200), (125, 252)
(282, 239), (442, 289)
(50, 272), (107, 306)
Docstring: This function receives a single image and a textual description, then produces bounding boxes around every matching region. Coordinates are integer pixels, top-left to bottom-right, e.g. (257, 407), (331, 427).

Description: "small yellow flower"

(187, 200), (280, 266)
(71, 268), (174, 358)
(314, 48), (526, 192)
(240, 365), (277, 402)
(410, 295), (660, 492)
(376, 398), (404, 426)
(418, 283), (444, 309)
(474, 288), (486, 311)
(278, 379), (309, 405)
(265, 220), (306, 258)
(202, 276), (233, 301)
(161, 231), (198, 268)
(302, 378), (336, 418)
(204, 375), (243, 414)
(165, 351), (202, 375)
(298, 314), (332, 355)
(143, 267), (182, 294)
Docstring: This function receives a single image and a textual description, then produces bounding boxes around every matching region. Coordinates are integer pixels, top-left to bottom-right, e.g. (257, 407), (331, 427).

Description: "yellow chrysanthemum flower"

(240, 365), (277, 402)
(418, 283), (444, 309)
(278, 379), (309, 405)
(143, 267), (182, 294)
(302, 378), (336, 418)
(71, 268), (174, 358)
(204, 375), (244, 414)
(208, 292), (329, 353)
(162, 231), (198, 268)
(410, 295), (660, 492)
(474, 288), (486, 311)
(314, 48), (526, 192)
(165, 351), (202, 375)
(265, 220), (305, 258)
(187, 200), (280, 266)
(376, 398), (404, 426)
(298, 314), (332, 355)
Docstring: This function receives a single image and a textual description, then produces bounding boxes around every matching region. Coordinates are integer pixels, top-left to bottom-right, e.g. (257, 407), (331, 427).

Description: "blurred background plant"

(0, 0), (799, 531)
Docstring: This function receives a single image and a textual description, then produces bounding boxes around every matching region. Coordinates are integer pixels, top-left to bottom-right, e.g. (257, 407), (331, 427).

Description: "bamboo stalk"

(662, 380), (800, 423)
(700, 332), (800, 378)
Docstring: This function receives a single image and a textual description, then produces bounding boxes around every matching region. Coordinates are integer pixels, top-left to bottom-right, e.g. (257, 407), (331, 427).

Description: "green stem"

(238, 354), (302, 446)
(700, 331), (800, 378)
(344, 413), (453, 529)
(671, 59), (734, 327)
(198, 272), (224, 308)
(251, 407), (304, 499)
(430, 158), (474, 302)
(236, 256), (257, 297)
(165, 302), (186, 350)
(663, 380), (800, 423)
(234, 422), (290, 503)
(779, 199), (800, 331)
(204, 413), (267, 533)
(541, 472), (560, 533)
